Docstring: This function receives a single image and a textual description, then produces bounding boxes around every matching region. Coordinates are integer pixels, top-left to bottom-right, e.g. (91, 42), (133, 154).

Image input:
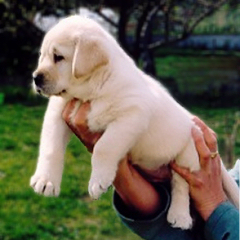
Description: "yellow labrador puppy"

(31, 16), (239, 229)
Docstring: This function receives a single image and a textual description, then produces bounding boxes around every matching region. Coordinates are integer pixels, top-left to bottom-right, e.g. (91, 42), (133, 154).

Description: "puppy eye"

(54, 54), (64, 63)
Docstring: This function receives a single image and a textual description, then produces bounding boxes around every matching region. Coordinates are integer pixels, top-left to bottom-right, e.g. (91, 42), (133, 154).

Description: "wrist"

(114, 162), (162, 218)
(198, 195), (227, 221)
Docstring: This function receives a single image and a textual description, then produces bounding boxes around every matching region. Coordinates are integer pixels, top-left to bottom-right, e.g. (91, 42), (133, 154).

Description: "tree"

(0, 0), (230, 84)
(91, 0), (229, 75)
(0, 0), (76, 83)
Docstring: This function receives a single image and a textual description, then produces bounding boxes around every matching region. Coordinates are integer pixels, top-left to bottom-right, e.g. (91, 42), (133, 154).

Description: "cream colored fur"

(31, 16), (239, 229)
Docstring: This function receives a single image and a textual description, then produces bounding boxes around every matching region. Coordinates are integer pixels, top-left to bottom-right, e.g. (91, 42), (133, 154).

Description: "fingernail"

(192, 126), (198, 134)
(191, 116), (198, 122)
(192, 126), (202, 136)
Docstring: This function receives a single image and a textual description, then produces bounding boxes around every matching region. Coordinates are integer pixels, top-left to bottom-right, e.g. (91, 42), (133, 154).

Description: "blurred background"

(0, 0), (239, 239)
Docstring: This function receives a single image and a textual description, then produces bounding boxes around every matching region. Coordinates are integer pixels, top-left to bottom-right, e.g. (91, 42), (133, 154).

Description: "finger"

(192, 127), (212, 170)
(91, 132), (103, 145)
(193, 117), (217, 152)
(73, 101), (91, 128)
(211, 155), (222, 176)
(119, 155), (130, 169)
(170, 162), (193, 184)
(62, 100), (89, 140)
(76, 131), (102, 153)
(62, 99), (78, 124)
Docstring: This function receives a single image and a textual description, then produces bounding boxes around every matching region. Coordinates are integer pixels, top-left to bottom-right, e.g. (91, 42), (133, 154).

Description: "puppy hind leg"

(167, 138), (200, 229)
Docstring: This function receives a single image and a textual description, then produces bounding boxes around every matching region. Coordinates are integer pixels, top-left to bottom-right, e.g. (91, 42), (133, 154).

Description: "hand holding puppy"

(62, 101), (227, 221)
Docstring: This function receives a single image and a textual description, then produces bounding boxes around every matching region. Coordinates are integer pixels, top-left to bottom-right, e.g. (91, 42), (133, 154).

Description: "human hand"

(170, 117), (227, 221)
(62, 99), (102, 152)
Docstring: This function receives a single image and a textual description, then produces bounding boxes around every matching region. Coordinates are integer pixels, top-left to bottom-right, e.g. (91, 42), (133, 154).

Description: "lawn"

(0, 104), (138, 240)
(0, 102), (239, 240)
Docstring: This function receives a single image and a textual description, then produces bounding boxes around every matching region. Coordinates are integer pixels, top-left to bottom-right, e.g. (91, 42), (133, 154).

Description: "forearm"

(113, 160), (162, 218)
(196, 191), (227, 221)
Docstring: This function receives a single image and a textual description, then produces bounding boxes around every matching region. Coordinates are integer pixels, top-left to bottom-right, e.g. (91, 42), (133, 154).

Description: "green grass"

(155, 55), (239, 94)
(0, 103), (239, 240)
(0, 104), (139, 240)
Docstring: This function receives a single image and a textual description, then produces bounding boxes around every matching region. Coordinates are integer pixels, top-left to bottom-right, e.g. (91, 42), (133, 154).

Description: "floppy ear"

(72, 36), (109, 78)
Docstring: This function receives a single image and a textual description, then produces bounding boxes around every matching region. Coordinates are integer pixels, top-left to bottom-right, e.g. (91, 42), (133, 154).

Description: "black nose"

(33, 73), (44, 88)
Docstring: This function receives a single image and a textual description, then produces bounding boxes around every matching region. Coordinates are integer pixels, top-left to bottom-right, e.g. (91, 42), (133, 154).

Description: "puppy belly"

(130, 119), (192, 170)
(130, 145), (176, 170)
(130, 129), (191, 170)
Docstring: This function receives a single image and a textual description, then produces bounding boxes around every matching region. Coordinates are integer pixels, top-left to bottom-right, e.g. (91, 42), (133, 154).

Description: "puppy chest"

(87, 107), (117, 132)
(130, 127), (188, 170)
(130, 141), (176, 170)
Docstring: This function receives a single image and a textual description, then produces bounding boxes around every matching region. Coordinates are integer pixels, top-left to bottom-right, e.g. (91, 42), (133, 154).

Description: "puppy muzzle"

(32, 74), (67, 97)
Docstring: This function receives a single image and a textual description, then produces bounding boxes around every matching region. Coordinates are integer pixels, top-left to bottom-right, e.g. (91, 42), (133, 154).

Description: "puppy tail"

(221, 161), (239, 209)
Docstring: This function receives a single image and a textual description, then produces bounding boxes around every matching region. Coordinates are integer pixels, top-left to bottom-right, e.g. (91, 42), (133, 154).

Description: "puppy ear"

(72, 36), (109, 78)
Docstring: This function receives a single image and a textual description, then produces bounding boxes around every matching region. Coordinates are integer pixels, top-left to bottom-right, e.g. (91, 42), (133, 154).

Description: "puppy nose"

(33, 73), (44, 87)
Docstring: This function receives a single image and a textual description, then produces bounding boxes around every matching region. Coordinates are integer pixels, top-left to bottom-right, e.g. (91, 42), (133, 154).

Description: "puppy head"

(33, 16), (109, 97)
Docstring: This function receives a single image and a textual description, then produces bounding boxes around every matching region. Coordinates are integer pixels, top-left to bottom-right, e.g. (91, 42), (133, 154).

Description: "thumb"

(170, 162), (192, 184)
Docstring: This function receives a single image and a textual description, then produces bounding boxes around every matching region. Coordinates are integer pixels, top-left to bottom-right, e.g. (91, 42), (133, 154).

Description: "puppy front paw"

(88, 170), (115, 199)
(30, 174), (60, 197)
(167, 206), (193, 230)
